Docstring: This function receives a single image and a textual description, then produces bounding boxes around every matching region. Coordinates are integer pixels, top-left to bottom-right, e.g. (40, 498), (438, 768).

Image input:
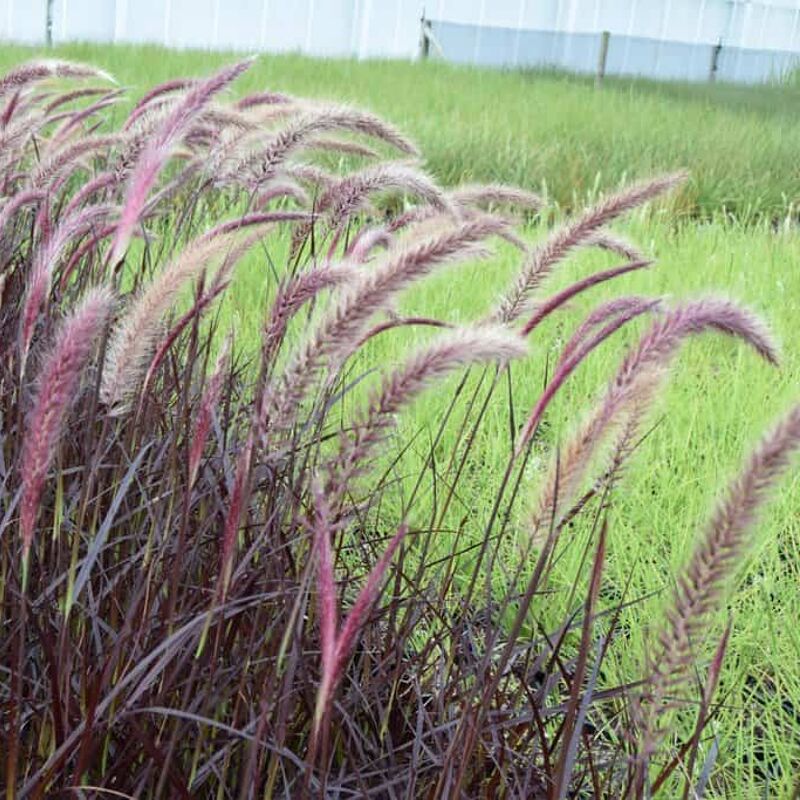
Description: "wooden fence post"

(420, 15), (431, 60)
(709, 41), (722, 82)
(596, 30), (610, 87)
(45, 0), (54, 46)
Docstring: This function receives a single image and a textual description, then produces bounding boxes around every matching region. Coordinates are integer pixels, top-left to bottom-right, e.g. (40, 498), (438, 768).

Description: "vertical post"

(419, 14), (431, 60)
(596, 30), (610, 87)
(709, 40), (722, 82)
(45, 0), (54, 46)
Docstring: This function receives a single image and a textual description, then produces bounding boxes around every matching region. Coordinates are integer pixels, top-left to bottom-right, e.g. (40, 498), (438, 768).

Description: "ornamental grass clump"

(0, 59), (796, 798)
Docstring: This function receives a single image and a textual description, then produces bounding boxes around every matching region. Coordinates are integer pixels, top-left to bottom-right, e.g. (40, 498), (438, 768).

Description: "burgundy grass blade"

(493, 172), (686, 324)
(188, 339), (231, 487)
(521, 260), (652, 336)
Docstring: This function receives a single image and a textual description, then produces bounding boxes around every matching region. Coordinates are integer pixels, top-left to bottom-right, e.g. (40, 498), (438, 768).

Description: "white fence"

(427, 0), (800, 82)
(1, 0), (799, 83)
(0, 0), (425, 58)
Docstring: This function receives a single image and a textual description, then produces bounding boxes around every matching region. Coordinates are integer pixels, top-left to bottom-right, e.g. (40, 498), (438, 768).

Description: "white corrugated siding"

(1, 1), (799, 83)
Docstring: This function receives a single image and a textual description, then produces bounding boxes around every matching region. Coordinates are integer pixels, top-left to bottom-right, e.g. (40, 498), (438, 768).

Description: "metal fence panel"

(216, 0), (264, 51)
(307, 0), (358, 57)
(51, 0), (115, 43)
(429, 16), (800, 85)
(118, 0), (168, 45)
(2, 0), (47, 43)
(1, 0), (799, 84)
(167, 0), (216, 48)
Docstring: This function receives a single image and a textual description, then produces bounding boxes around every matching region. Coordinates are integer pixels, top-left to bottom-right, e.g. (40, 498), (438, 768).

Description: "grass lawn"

(2, 41), (799, 794)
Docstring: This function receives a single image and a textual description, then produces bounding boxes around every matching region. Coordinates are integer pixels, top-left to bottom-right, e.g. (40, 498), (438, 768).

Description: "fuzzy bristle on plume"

(492, 172), (686, 324)
(0, 60), (115, 99)
(228, 105), (418, 190)
(100, 227), (262, 409)
(271, 216), (507, 429)
(110, 58), (253, 264)
(450, 183), (544, 213)
(318, 162), (451, 228)
(526, 298), (777, 531)
(19, 288), (113, 560)
(19, 204), (115, 366)
(327, 325), (527, 497)
(639, 403), (800, 758)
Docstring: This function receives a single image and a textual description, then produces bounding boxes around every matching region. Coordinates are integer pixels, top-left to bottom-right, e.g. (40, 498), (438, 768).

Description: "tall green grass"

(1, 41), (799, 221)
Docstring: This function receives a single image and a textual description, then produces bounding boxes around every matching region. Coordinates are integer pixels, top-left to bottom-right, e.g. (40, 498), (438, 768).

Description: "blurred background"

(3, 0), (800, 84)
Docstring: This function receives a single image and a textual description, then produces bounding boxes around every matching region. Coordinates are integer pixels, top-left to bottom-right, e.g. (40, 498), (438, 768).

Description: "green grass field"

(4, 42), (800, 794)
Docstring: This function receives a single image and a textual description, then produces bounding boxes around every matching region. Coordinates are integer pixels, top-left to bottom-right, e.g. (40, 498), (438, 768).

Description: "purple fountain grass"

(327, 325), (527, 498)
(450, 183), (544, 213)
(110, 58), (253, 265)
(556, 296), (662, 369)
(311, 480), (410, 738)
(515, 301), (658, 464)
(199, 210), (311, 240)
(18, 287), (113, 574)
(614, 297), (778, 386)
(196, 104), (257, 138)
(228, 105), (418, 190)
(218, 435), (254, 600)
(0, 88), (24, 128)
(100, 226), (263, 409)
(344, 225), (393, 262)
(133, 226), (269, 397)
(585, 230), (647, 263)
(19, 203), (116, 368)
(256, 180), (310, 209)
(516, 297), (776, 462)
(127, 77), (197, 123)
(520, 259), (652, 336)
(0, 60), (115, 99)
(270, 216), (506, 429)
(49, 89), (126, 144)
(305, 136), (380, 159)
(43, 85), (111, 114)
(318, 162), (450, 222)
(261, 263), (357, 372)
(0, 118), (46, 181)
(29, 134), (120, 193)
(236, 90), (293, 110)
(122, 96), (175, 136)
(57, 222), (117, 290)
(307, 161), (452, 255)
(528, 298), (779, 535)
(140, 282), (229, 401)
(491, 172), (686, 324)
(638, 403), (800, 765)
(312, 480), (338, 694)
(2, 54), (794, 796)
(0, 189), (44, 234)
(62, 171), (121, 217)
(283, 162), (337, 191)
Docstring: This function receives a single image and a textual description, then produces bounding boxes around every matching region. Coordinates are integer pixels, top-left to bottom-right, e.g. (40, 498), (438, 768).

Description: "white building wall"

(1, 1), (799, 83)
